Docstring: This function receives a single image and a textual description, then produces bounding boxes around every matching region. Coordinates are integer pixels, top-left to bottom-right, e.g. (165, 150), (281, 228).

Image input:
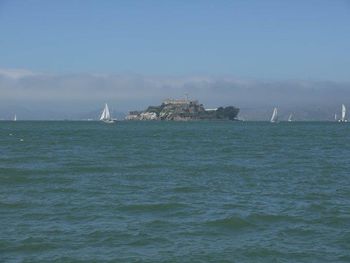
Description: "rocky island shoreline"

(126, 98), (239, 121)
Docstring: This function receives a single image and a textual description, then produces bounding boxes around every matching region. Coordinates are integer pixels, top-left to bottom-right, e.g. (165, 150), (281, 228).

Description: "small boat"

(14, 114), (17, 121)
(288, 113), (293, 122)
(100, 103), (115, 124)
(334, 113), (338, 121)
(270, 107), (278, 123)
(339, 104), (347, 122)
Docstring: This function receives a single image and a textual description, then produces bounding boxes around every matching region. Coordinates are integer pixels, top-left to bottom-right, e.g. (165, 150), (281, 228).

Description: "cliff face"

(126, 99), (239, 121)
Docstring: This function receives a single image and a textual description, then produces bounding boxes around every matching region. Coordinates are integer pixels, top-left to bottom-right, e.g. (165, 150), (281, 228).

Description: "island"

(126, 98), (239, 121)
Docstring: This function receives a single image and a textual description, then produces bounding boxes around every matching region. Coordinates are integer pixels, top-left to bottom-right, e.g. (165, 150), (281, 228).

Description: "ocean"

(1, 121), (349, 262)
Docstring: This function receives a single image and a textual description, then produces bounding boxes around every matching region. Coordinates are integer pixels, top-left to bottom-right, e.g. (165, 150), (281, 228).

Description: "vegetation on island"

(215, 106), (240, 120)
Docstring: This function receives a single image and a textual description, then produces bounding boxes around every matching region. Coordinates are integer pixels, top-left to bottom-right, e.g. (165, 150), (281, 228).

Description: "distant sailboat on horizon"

(338, 104), (347, 122)
(14, 114), (17, 121)
(100, 103), (115, 124)
(270, 107), (278, 123)
(288, 113), (293, 122)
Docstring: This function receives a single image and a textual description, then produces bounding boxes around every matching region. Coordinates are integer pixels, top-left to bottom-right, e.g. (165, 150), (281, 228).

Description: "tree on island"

(216, 106), (240, 120)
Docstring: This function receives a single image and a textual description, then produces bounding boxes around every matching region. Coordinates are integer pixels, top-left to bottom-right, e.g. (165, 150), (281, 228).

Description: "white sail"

(104, 104), (111, 120)
(341, 104), (346, 121)
(100, 103), (114, 123)
(334, 113), (337, 121)
(14, 114), (17, 121)
(288, 113), (293, 122)
(270, 107), (278, 123)
(100, 107), (106, 120)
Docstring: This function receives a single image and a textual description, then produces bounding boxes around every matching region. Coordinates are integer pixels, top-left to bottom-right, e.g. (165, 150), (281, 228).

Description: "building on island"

(162, 98), (199, 106)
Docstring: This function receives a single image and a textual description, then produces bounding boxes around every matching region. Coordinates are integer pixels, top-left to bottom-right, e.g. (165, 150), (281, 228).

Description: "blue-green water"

(1, 121), (350, 262)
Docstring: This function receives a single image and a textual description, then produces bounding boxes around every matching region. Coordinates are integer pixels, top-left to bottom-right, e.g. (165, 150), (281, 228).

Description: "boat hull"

(102, 120), (115, 124)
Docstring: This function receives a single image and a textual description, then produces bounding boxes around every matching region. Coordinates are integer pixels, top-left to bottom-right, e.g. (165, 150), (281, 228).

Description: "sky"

(0, 0), (350, 119)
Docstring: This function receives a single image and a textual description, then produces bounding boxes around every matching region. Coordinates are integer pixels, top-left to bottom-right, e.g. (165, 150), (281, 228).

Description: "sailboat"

(334, 113), (338, 122)
(14, 114), (17, 121)
(100, 103), (115, 124)
(288, 113), (293, 122)
(270, 107), (278, 123)
(339, 104), (347, 122)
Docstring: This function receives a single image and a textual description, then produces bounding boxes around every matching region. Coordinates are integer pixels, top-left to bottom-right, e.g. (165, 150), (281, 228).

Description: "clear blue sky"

(0, 0), (349, 80)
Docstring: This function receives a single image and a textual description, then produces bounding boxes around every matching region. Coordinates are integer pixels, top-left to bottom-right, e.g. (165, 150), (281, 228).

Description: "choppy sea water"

(1, 121), (350, 262)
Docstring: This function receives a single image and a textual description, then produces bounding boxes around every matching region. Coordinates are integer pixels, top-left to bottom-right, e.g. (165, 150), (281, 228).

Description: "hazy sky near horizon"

(0, 0), (350, 80)
(1, 69), (350, 119)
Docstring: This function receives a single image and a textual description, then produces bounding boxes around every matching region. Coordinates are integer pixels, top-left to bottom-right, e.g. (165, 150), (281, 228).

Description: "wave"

(172, 186), (201, 193)
(120, 202), (187, 213)
(205, 212), (303, 231)
(247, 213), (302, 224)
(205, 216), (253, 230)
